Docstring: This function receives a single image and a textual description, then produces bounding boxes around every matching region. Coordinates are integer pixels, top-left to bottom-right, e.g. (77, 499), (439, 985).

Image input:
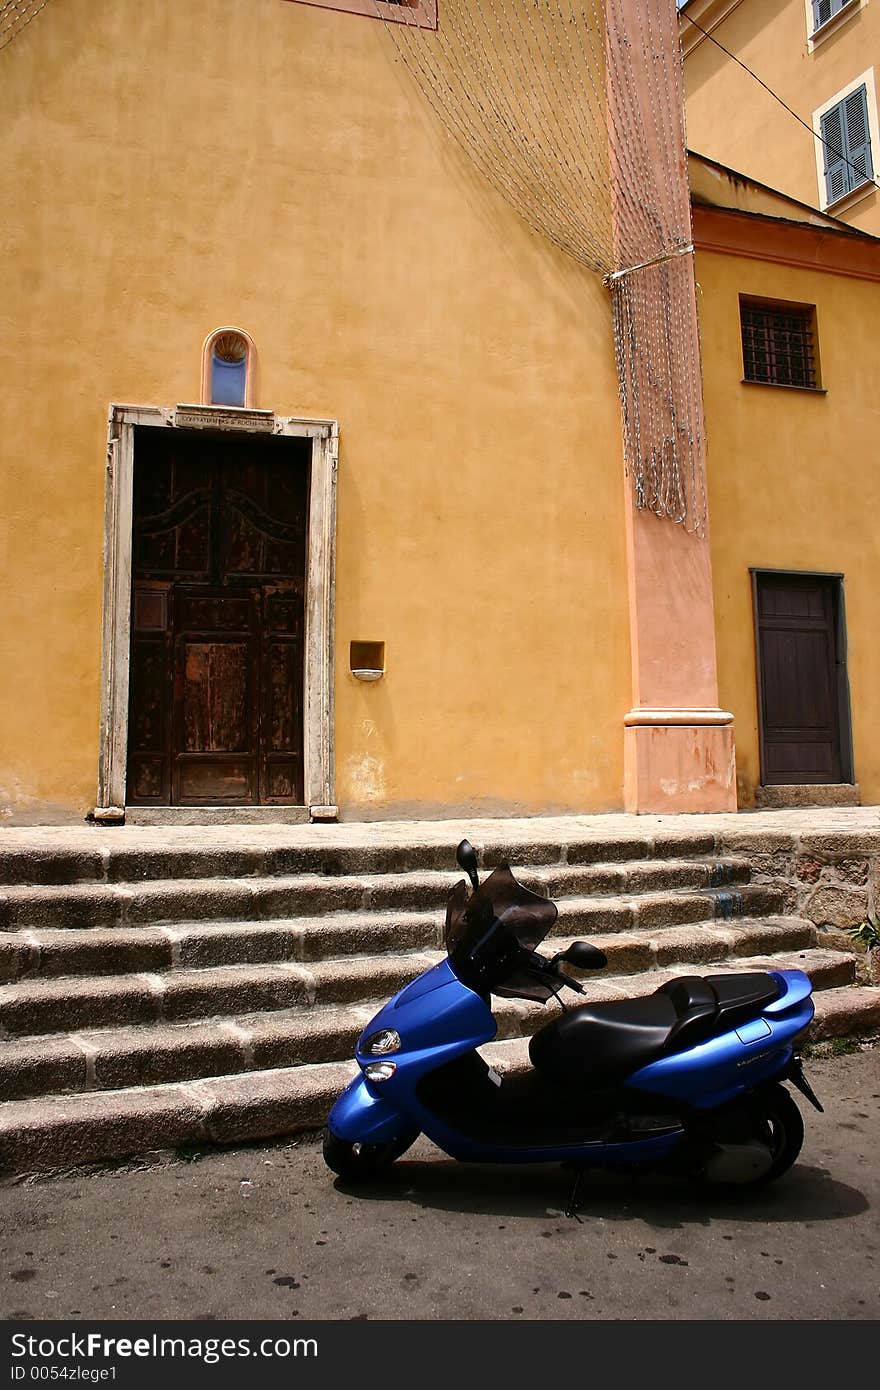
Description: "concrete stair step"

(0, 1008), (361, 1103)
(0, 949), (865, 1178)
(538, 856), (751, 897)
(0, 830), (723, 888)
(0, 952), (438, 1038)
(0, 874), (773, 985)
(0, 933), (854, 1103)
(1, 876), (378, 930)
(0, 1059), (361, 1177)
(0, 911), (446, 983)
(809, 984), (880, 1040)
(0, 867), (772, 935)
(558, 882), (781, 932)
(0, 994), (528, 1104)
(702, 946), (857, 990)
(543, 915), (818, 978)
(0, 910), (808, 1035)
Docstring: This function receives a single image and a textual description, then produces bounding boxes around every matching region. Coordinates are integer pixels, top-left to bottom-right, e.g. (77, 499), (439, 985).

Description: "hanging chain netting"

(374, 0), (707, 535)
(0, 0), (53, 52)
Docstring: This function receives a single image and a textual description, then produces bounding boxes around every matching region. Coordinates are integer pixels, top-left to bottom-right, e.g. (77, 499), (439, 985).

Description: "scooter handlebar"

(558, 970), (585, 994)
(532, 953), (585, 995)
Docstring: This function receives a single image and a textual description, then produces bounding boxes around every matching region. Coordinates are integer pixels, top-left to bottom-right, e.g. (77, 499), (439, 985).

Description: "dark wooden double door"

(127, 429), (310, 806)
(755, 572), (851, 785)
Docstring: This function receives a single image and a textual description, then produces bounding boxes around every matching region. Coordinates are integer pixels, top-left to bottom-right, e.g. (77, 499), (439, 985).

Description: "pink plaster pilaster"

(605, 0), (736, 813)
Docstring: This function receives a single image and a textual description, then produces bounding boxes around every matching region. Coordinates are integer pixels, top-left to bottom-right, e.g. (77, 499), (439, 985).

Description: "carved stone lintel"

(174, 404), (275, 433)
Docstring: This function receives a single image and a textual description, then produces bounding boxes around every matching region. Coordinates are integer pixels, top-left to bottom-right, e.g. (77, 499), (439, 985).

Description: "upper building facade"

(1, 0), (878, 824)
(681, 0), (880, 234)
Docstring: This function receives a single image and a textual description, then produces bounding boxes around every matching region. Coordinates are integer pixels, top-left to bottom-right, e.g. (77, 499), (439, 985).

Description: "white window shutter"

(814, 0), (857, 29)
(821, 102), (849, 202)
(843, 86), (874, 186)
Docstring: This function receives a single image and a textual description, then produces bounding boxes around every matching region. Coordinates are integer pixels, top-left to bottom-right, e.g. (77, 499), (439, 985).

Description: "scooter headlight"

(364, 1028), (401, 1056)
(364, 1061), (397, 1083)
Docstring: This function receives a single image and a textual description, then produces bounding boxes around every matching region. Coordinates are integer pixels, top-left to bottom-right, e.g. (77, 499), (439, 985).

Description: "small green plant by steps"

(849, 908), (880, 983)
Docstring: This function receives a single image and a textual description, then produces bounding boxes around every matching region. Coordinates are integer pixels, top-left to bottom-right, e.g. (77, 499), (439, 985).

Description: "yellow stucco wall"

(683, 0), (880, 235)
(696, 244), (880, 805)
(0, 0), (631, 821)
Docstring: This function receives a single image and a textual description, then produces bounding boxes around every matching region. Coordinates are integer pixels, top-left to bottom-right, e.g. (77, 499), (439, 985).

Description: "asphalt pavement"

(2, 1044), (878, 1321)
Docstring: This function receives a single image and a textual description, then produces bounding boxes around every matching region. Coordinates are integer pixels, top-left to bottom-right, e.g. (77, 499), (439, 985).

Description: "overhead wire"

(681, 9), (880, 197)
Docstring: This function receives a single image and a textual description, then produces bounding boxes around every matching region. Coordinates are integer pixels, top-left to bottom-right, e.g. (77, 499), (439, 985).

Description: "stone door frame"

(96, 403), (338, 820)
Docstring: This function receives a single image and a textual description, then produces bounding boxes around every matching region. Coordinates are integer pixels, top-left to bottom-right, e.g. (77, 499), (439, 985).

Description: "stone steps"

(0, 876), (777, 986)
(0, 856), (754, 931)
(0, 1058), (360, 1177)
(811, 983), (880, 1038)
(0, 952), (437, 1038)
(0, 951), (868, 1177)
(0, 829), (723, 886)
(0, 929), (852, 1102)
(0, 914), (442, 983)
(0, 824), (873, 1178)
(0, 907), (807, 1038)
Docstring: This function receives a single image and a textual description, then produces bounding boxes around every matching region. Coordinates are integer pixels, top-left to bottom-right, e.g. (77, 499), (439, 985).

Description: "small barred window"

(740, 299), (820, 391)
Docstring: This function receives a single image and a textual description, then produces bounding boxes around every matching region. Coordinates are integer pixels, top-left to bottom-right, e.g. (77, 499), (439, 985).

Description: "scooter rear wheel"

(749, 1083), (805, 1185)
(323, 1129), (418, 1181)
(701, 1083), (805, 1188)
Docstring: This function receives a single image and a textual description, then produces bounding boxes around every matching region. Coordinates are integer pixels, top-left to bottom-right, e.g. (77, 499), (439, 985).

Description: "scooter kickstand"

(565, 1168), (586, 1221)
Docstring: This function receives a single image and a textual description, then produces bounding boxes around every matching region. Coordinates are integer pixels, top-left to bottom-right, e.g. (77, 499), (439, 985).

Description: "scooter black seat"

(705, 972), (782, 1031)
(529, 972), (781, 1088)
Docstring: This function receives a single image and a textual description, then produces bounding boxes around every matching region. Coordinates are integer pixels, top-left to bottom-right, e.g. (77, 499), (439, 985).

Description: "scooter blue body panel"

(327, 962), (814, 1166)
(626, 970), (814, 1109)
(328, 1075), (409, 1145)
(765, 970), (812, 1014)
(327, 960), (496, 1147)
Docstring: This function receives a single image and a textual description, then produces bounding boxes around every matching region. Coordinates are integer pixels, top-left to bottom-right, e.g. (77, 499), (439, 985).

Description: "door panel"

(181, 640), (252, 755)
(127, 430), (309, 806)
(755, 573), (844, 785)
(174, 589), (258, 805)
(760, 629), (835, 732)
(127, 579), (172, 804)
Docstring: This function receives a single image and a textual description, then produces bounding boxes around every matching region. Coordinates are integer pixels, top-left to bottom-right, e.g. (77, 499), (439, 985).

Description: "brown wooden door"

(126, 429), (309, 806)
(755, 573), (845, 785)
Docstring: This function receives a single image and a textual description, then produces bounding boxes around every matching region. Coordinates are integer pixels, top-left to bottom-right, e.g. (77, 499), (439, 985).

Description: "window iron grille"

(740, 301), (818, 390)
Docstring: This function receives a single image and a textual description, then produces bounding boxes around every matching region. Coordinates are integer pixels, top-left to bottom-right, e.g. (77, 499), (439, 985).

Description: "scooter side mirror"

(456, 839), (480, 892)
(557, 941), (608, 971)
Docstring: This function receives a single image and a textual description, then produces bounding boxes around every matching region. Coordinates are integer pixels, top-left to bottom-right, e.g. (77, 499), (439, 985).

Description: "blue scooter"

(324, 840), (823, 1198)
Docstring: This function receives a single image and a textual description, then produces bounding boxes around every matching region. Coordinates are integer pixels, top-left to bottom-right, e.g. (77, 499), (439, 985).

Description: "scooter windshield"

(444, 865), (560, 1002)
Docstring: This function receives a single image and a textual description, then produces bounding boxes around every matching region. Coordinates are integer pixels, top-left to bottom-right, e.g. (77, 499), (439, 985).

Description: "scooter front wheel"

(323, 1129), (419, 1181)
